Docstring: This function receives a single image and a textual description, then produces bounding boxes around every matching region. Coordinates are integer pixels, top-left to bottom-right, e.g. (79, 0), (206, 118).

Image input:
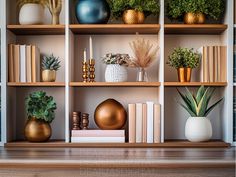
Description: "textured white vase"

(19, 3), (44, 25)
(105, 64), (128, 82)
(185, 117), (212, 142)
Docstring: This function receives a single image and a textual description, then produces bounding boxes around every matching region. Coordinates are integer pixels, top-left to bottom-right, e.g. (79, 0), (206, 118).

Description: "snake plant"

(177, 86), (223, 117)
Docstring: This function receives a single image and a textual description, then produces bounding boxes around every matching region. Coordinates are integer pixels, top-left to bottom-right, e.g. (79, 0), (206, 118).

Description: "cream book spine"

(128, 104), (136, 143)
(135, 103), (143, 143)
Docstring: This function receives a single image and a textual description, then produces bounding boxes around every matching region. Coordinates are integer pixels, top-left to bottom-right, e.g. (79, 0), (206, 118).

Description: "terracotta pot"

(122, 10), (145, 24)
(24, 117), (51, 142)
(184, 13), (197, 24)
(196, 13), (206, 24)
(177, 67), (192, 82)
(42, 70), (56, 82)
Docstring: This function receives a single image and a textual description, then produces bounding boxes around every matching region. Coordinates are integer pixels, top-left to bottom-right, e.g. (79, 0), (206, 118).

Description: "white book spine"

(135, 103), (143, 143)
(146, 101), (154, 143)
(20, 45), (26, 82)
(71, 137), (125, 143)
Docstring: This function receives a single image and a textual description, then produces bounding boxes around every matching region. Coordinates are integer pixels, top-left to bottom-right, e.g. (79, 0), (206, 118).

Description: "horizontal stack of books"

(198, 46), (227, 82)
(71, 130), (125, 143)
(128, 102), (161, 143)
(8, 44), (40, 83)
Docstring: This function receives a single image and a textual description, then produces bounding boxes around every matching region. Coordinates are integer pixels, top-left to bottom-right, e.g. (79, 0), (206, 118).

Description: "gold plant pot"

(196, 13), (206, 24)
(122, 10), (138, 24)
(94, 99), (127, 130)
(42, 70), (56, 82)
(24, 117), (51, 142)
(184, 13), (197, 24)
(137, 11), (145, 24)
(177, 67), (192, 82)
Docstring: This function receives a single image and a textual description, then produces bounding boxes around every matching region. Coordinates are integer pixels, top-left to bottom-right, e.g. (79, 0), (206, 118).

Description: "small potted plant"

(42, 54), (61, 82)
(167, 48), (200, 82)
(102, 53), (131, 82)
(166, 0), (225, 24)
(177, 86), (223, 142)
(108, 0), (160, 24)
(25, 91), (57, 142)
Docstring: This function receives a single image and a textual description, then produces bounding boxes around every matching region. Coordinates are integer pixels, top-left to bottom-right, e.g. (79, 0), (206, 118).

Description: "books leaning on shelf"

(198, 46), (227, 82)
(128, 102), (161, 144)
(71, 130), (125, 143)
(8, 44), (40, 83)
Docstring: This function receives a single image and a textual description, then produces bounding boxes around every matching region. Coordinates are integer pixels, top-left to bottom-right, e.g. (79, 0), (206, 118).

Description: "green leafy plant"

(108, 0), (160, 19)
(167, 47), (200, 69)
(102, 53), (132, 66)
(166, 0), (225, 20)
(26, 91), (57, 123)
(42, 54), (61, 71)
(177, 86), (223, 117)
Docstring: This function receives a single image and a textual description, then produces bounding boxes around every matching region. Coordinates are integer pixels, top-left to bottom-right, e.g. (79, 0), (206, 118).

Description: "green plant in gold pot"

(167, 0), (225, 24)
(167, 47), (200, 82)
(108, 0), (160, 24)
(42, 54), (61, 82)
(25, 91), (57, 142)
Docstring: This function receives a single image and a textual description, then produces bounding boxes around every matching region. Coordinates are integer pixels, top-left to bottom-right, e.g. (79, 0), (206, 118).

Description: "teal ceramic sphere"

(75, 0), (110, 24)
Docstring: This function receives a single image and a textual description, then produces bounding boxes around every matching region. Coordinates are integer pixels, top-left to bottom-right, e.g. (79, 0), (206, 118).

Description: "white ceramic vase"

(185, 117), (212, 142)
(105, 64), (127, 82)
(19, 3), (44, 25)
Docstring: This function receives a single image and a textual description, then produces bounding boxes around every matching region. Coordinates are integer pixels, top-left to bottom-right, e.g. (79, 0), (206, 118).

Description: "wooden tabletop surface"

(0, 147), (235, 169)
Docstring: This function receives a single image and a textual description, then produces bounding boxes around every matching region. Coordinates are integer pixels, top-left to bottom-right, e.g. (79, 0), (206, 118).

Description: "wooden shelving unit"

(7, 82), (65, 87)
(164, 82), (228, 87)
(70, 82), (161, 87)
(7, 25), (65, 35)
(164, 24), (228, 34)
(69, 24), (160, 34)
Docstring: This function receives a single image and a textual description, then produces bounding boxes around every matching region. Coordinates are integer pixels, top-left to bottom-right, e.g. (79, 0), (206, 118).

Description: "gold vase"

(177, 67), (192, 82)
(94, 99), (127, 130)
(184, 13), (197, 24)
(196, 13), (206, 24)
(42, 70), (56, 82)
(122, 10), (138, 24)
(24, 117), (51, 142)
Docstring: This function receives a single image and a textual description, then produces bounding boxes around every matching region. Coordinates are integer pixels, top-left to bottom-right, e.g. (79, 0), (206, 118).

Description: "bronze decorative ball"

(94, 99), (127, 130)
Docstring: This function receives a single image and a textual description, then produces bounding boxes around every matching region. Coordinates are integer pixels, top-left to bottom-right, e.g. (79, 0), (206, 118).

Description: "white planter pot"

(185, 117), (212, 142)
(19, 3), (44, 25)
(105, 64), (128, 82)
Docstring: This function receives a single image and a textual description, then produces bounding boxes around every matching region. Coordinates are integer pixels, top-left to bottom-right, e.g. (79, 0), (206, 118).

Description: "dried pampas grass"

(129, 38), (159, 68)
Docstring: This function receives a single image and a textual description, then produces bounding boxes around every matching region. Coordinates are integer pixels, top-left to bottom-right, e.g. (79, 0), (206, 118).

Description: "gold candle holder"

(82, 61), (89, 82)
(89, 59), (95, 82)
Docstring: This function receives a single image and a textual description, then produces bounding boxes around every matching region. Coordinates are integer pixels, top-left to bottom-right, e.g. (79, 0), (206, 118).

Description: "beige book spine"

(154, 104), (161, 143)
(13, 44), (20, 82)
(128, 104), (136, 143)
(209, 46), (214, 82)
(135, 103), (143, 143)
(8, 44), (14, 82)
(142, 103), (147, 143)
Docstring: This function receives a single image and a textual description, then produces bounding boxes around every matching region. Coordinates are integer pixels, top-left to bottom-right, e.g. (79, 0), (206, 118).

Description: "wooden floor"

(0, 147), (235, 177)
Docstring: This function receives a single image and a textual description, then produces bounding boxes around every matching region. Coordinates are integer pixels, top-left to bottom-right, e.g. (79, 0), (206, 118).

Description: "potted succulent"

(166, 0), (225, 24)
(167, 48), (200, 82)
(108, 0), (160, 24)
(102, 53), (131, 82)
(42, 54), (61, 82)
(177, 86), (223, 142)
(25, 91), (57, 142)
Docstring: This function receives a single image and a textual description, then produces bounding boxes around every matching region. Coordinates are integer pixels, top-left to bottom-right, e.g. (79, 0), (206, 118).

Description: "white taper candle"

(89, 36), (93, 59)
(83, 48), (87, 63)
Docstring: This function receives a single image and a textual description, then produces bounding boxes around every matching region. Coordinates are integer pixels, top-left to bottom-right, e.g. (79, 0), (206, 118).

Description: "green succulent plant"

(26, 91), (57, 123)
(166, 0), (225, 20)
(108, 0), (160, 19)
(167, 47), (200, 69)
(42, 54), (61, 71)
(177, 86), (223, 117)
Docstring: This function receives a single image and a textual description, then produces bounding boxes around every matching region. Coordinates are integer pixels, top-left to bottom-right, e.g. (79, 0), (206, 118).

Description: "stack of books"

(71, 130), (125, 143)
(128, 102), (161, 143)
(198, 46), (227, 82)
(8, 44), (40, 83)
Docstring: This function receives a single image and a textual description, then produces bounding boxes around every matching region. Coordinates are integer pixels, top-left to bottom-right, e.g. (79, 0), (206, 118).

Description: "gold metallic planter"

(24, 117), (51, 142)
(184, 13), (197, 24)
(196, 13), (206, 24)
(177, 67), (192, 82)
(122, 10), (145, 24)
(42, 70), (56, 82)
(137, 11), (145, 24)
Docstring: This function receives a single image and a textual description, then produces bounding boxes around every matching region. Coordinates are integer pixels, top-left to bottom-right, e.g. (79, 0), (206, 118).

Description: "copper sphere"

(196, 13), (206, 24)
(122, 10), (138, 24)
(94, 99), (127, 130)
(184, 13), (197, 24)
(137, 11), (145, 24)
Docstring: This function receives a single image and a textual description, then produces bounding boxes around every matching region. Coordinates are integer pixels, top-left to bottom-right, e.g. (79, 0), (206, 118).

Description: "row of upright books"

(128, 102), (161, 143)
(8, 44), (40, 83)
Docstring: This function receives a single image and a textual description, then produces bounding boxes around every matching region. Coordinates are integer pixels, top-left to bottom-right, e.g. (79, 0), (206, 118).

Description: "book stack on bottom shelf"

(71, 130), (125, 143)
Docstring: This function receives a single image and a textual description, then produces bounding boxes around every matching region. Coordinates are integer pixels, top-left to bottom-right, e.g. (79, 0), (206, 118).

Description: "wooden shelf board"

(164, 82), (228, 87)
(70, 82), (161, 87)
(69, 24), (160, 34)
(7, 82), (65, 87)
(164, 24), (228, 34)
(7, 25), (65, 35)
(5, 140), (230, 148)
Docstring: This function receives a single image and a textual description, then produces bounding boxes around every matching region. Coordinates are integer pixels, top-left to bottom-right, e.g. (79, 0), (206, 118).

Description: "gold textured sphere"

(94, 99), (127, 130)
(137, 11), (145, 24)
(24, 117), (52, 142)
(196, 13), (206, 24)
(122, 10), (138, 24)
(184, 13), (197, 24)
